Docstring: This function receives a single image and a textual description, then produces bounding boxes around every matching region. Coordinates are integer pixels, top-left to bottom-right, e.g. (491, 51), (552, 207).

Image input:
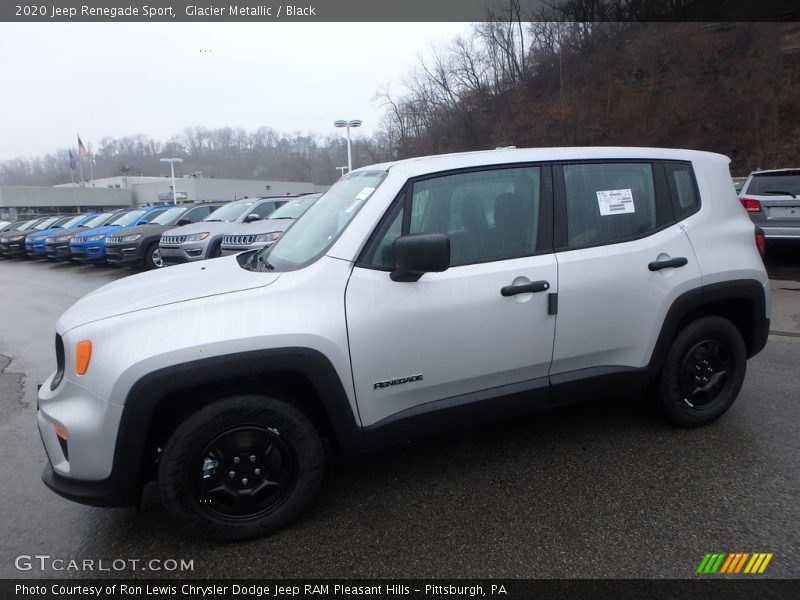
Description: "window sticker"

(596, 188), (635, 216)
(344, 199), (363, 214)
(355, 186), (376, 201)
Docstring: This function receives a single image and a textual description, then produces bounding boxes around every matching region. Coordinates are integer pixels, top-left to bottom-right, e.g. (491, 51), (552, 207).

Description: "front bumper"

(70, 242), (107, 262)
(106, 243), (143, 267)
(4, 242), (27, 258)
(38, 373), (137, 507)
(27, 241), (48, 257)
(46, 243), (73, 260)
(41, 463), (132, 507)
(159, 244), (206, 265)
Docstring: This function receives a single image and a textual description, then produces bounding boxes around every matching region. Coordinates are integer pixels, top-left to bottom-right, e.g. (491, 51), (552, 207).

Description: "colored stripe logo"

(697, 552), (773, 574)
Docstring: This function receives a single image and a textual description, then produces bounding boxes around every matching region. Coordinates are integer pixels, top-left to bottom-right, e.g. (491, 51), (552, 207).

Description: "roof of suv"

(358, 147), (730, 178)
(747, 168), (800, 176)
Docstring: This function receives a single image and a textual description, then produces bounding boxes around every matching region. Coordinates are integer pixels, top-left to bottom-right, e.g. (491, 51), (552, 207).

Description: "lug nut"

(228, 471), (235, 478)
(241, 478), (248, 485)
(254, 468), (262, 476)
(249, 455), (256, 462)
(233, 457), (240, 464)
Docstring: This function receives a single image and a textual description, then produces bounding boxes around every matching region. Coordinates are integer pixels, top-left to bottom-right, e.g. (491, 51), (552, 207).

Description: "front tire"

(157, 394), (325, 542)
(144, 242), (163, 269)
(657, 316), (747, 427)
(208, 241), (222, 259)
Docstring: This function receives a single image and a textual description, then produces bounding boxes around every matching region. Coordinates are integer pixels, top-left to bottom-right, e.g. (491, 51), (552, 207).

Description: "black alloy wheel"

(657, 316), (747, 427)
(158, 394), (324, 541)
(193, 425), (297, 519)
(678, 339), (732, 408)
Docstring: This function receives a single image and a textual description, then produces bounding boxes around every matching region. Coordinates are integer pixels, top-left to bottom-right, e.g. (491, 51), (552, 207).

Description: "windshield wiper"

(254, 254), (274, 272)
(762, 190), (797, 198)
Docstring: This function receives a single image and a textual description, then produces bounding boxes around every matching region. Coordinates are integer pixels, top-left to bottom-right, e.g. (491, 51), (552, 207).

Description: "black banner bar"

(1, 0), (799, 23)
(4, 579), (800, 600)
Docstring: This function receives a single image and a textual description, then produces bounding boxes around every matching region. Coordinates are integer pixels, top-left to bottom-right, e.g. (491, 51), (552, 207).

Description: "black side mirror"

(176, 218), (191, 226)
(390, 233), (450, 282)
(244, 214), (261, 223)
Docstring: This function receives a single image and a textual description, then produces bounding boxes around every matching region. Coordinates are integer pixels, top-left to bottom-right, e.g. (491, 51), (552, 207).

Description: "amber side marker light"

(52, 422), (68, 441)
(76, 340), (92, 375)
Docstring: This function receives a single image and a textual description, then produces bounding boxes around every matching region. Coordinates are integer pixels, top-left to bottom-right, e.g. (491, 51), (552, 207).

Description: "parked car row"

(0, 193), (321, 270)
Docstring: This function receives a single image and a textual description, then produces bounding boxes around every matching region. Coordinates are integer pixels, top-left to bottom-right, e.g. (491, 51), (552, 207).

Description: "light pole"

(333, 119), (362, 173)
(160, 157), (184, 204)
(335, 166), (348, 179)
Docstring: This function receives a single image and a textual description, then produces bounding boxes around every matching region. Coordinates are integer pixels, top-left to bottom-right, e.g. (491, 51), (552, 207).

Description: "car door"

(345, 164), (557, 430)
(549, 160), (703, 398)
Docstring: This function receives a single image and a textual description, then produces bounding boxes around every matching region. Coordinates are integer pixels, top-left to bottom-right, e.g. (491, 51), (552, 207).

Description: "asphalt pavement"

(0, 252), (798, 580)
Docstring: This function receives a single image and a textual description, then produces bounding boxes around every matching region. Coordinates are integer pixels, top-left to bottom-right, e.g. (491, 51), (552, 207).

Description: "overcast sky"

(0, 22), (473, 162)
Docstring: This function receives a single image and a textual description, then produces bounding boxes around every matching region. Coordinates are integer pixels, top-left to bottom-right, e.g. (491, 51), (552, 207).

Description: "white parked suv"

(37, 148), (769, 541)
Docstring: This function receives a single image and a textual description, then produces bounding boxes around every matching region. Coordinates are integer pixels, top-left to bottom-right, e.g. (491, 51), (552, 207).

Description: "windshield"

(254, 171), (386, 271)
(18, 219), (40, 230)
(33, 217), (60, 230)
(149, 206), (187, 225)
(59, 215), (85, 229)
(204, 201), (254, 222)
(267, 195), (321, 220)
(745, 172), (800, 196)
(109, 210), (146, 227)
(83, 213), (112, 228)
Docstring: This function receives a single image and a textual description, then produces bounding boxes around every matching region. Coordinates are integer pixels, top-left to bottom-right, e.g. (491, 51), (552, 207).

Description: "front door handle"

(501, 280), (550, 297)
(648, 257), (688, 271)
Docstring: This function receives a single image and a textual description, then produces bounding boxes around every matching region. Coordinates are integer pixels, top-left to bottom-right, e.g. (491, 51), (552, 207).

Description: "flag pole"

(77, 134), (85, 187)
(88, 142), (94, 186)
(68, 150), (75, 185)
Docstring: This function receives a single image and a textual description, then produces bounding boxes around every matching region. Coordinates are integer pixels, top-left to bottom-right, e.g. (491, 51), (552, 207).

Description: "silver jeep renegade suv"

(38, 148), (769, 541)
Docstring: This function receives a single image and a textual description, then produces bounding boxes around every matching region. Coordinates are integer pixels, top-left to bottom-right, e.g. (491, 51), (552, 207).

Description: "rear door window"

(561, 162), (663, 248)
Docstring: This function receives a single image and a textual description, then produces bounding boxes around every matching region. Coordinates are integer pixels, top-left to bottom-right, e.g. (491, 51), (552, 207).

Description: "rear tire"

(158, 394), (324, 542)
(657, 316), (747, 427)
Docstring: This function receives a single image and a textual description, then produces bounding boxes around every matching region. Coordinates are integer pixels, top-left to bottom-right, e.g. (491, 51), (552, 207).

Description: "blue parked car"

(69, 207), (170, 264)
(25, 213), (98, 258)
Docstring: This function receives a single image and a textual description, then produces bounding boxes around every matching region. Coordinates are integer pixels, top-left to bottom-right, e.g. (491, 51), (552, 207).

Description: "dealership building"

(0, 176), (326, 221)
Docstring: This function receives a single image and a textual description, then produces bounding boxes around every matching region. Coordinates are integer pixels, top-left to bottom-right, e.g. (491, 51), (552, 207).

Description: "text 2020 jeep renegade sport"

(38, 148), (769, 541)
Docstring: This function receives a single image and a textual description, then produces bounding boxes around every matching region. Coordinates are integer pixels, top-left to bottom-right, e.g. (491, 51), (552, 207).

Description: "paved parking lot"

(0, 254), (798, 579)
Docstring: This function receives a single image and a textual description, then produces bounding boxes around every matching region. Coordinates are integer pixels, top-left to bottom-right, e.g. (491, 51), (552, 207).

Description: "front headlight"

(184, 232), (210, 242)
(9, 235), (24, 242)
(0, 238), (7, 243)
(255, 231), (282, 243)
(87, 234), (106, 241)
(50, 234), (72, 243)
(117, 234), (142, 242)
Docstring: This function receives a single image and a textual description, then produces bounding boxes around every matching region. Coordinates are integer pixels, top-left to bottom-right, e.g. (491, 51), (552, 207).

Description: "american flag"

(77, 136), (87, 158)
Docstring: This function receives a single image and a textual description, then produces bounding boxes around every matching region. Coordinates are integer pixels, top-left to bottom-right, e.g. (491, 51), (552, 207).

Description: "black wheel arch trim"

(50, 347), (367, 507)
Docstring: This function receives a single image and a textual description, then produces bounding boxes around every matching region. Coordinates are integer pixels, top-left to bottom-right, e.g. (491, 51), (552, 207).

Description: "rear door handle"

(648, 257), (688, 271)
(501, 280), (550, 297)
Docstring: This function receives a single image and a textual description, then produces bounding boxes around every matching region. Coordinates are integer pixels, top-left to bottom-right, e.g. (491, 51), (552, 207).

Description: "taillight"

(740, 197), (762, 213)
(755, 227), (766, 258)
